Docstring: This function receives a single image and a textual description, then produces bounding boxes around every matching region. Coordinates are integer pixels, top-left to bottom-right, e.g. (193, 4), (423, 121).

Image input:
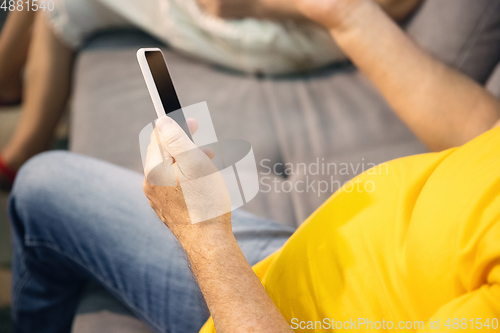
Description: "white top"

(47, 0), (346, 74)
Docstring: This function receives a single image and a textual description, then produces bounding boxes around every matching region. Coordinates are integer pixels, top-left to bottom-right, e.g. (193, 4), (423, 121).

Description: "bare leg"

(2, 13), (74, 171)
(0, 9), (35, 103)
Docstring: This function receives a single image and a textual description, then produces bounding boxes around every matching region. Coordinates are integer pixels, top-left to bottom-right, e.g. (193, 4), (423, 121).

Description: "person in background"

(8, 0), (500, 332)
(0, 0), (423, 190)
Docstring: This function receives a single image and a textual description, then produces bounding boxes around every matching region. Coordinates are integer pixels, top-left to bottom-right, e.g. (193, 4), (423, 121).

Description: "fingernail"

(156, 116), (173, 133)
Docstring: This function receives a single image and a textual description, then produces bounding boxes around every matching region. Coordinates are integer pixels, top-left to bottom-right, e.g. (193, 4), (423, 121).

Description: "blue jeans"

(8, 152), (294, 333)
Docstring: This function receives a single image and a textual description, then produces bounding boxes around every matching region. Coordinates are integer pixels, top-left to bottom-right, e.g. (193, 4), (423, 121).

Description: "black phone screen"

(145, 50), (192, 140)
(145, 51), (182, 113)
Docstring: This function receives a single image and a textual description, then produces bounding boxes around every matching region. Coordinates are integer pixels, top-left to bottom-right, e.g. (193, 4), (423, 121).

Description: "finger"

(156, 116), (215, 180)
(197, 0), (220, 16)
(156, 116), (199, 157)
(149, 129), (172, 158)
(201, 147), (215, 160)
(154, 118), (198, 160)
(153, 126), (172, 160)
(186, 118), (199, 136)
(145, 128), (176, 186)
(144, 132), (164, 176)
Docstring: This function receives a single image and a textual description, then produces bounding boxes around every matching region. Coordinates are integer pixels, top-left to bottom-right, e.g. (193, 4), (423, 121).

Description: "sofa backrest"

(406, 0), (500, 84)
(486, 62), (500, 98)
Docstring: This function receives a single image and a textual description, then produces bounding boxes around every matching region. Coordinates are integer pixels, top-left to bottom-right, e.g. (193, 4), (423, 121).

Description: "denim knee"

(9, 151), (76, 232)
(12, 151), (70, 203)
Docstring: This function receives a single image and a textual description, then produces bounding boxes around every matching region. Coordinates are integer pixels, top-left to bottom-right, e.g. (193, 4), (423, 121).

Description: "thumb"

(155, 116), (197, 156)
(156, 116), (216, 180)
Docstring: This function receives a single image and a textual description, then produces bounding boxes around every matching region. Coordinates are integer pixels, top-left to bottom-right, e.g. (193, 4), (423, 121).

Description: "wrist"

(170, 213), (233, 254)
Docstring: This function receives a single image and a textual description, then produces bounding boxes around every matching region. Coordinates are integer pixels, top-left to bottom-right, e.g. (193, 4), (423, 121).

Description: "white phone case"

(137, 48), (173, 119)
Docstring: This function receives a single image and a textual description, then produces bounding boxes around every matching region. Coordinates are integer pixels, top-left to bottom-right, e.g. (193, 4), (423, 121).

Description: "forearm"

(377, 0), (423, 21)
(174, 217), (292, 333)
(327, 0), (500, 151)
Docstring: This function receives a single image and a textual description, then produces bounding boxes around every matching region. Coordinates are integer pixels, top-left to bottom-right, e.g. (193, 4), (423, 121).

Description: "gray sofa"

(63, 0), (500, 331)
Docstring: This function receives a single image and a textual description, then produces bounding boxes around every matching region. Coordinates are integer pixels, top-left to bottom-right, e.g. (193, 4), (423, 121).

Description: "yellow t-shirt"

(200, 127), (500, 332)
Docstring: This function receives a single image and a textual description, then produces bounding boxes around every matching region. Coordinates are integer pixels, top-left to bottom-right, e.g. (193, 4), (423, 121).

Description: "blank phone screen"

(145, 51), (182, 113)
(145, 50), (192, 140)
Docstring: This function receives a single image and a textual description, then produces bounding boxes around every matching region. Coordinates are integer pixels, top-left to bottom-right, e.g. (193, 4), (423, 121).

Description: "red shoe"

(0, 155), (16, 191)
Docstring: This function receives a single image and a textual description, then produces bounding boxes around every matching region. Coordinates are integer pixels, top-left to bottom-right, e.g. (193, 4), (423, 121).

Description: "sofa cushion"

(69, 2), (500, 332)
(71, 31), (297, 226)
(71, 1), (500, 227)
(72, 311), (153, 333)
(71, 282), (154, 333)
(71, 31), (427, 226)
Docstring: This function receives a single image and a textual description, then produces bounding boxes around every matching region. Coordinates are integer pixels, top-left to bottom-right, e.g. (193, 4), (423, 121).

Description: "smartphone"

(137, 48), (193, 141)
